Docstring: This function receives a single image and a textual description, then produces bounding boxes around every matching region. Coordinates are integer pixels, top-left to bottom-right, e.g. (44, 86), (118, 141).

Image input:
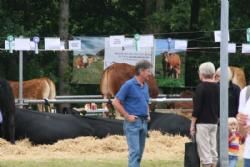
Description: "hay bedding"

(0, 131), (189, 161)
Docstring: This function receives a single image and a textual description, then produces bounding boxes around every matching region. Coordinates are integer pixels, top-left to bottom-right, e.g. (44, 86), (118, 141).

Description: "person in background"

(215, 67), (241, 167)
(112, 60), (152, 167)
(190, 62), (219, 167)
(236, 85), (250, 167)
(228, 117), (241, 167)
(215, 67), (241, 117)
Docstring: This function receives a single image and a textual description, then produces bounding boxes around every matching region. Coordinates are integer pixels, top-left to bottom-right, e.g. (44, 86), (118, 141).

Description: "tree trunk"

(190, 0), (200, 30)
(186, 0), (201, 86)
(144, 0), (153, 17)
(58, 0), (70, 112)
(156, 0), (164, 11)
(143, 0), (154, 33)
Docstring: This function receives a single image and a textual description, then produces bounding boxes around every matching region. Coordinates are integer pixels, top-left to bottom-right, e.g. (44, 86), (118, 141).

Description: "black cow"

(15, 108), (191, 144)
(15, 109), (94, 144)
(149, 112), (191, 137)
(0, 79), (15, 144)
(78, 116), (124, 138)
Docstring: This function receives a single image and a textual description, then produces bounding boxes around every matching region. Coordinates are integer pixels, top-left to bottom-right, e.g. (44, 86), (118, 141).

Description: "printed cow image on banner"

(155, 39), (187, 87)
(72, 37), (105, 84)
(72, 36), (186, 88)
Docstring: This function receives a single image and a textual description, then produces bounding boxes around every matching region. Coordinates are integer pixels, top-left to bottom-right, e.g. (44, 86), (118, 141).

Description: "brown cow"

(100, 63), (159, 117)
(8, 77), (56, 112)
(100, 63), (159, 98)
(174, 90), (193, 119)
(162, 52), (181, 79)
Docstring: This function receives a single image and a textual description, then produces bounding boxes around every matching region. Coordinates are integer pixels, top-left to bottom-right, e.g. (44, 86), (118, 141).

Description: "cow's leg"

(162, 63), (166, 78)
(37, 104), (44, 112)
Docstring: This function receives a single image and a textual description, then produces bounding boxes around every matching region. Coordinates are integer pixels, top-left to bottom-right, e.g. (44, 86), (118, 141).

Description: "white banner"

(104, 37), (155, 71)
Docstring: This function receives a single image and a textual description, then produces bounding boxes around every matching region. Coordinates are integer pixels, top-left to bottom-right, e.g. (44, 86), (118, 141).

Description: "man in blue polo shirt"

(112, 60), (152, 167)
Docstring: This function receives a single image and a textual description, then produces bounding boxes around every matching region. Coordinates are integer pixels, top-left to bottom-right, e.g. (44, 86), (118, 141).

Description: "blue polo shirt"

(115, 77), (149, 117)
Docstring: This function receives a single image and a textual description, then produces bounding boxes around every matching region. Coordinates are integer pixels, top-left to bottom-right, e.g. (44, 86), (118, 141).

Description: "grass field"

(71, 58), (104, 84)
(0, 159), (183, 167)
(155, 54), (185, 87)
(0, 158), (244, 167)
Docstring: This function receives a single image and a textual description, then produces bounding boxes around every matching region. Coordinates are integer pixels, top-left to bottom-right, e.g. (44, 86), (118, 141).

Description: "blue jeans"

(244, 158), (250, 167)
(229, 155), (238, 167)
(124, 118), (148, 167)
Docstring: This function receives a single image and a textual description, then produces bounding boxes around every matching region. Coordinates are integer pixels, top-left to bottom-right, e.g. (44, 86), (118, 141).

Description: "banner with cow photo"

(155, 39), (187, 87)
(72, 36), (105, 84)
(71, 36), (186, 88)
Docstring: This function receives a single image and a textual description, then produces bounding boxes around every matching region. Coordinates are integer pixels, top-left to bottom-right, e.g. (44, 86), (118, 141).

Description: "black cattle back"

(15, 109), (94, 144)
(149, 112), (191, 137)
(74, 115), (124, 138)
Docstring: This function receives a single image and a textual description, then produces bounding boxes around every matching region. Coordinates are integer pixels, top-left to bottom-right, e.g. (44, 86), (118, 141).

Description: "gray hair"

(199, 62), (215, 78)
(135, 60), (152, 75)
(215, 67), (232, 81)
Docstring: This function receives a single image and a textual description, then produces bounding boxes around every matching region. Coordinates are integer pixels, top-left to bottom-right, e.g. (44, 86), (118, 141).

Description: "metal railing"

(15, 97), (192, 105)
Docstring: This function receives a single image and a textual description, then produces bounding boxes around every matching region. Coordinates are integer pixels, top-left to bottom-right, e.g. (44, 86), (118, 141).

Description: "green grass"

(155, 54), (185, 87)
(0, 159), (182, 167)
(71, 58), (104, 84)
(0, 158), (244, 167)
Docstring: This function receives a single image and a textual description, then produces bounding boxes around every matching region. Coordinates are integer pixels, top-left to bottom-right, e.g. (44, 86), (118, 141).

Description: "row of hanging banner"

(3, 30), (250, 54)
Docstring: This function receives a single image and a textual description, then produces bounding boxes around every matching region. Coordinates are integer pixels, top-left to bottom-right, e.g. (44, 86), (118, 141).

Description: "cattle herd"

(14, 109), (190, 144)
(0, 62), (248, 145)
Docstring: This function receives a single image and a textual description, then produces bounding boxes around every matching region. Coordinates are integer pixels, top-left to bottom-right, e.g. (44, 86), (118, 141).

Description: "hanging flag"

(60, 41), (65, 50)
(228, 43), (236, 53)
(242, 44), (250, 53)
(32, 36), (40, 54)
(44, 37), (60, 50)
(14, 38), (31, 51)
(138, 35), (154, 48)
(174, 40), (188, 52)
(6, 35), (14, 53)
(214, 30), (230, 42)
(247, 28), (250, 43)
(5, 40), (15, 51)
(134, 34), (140, 51)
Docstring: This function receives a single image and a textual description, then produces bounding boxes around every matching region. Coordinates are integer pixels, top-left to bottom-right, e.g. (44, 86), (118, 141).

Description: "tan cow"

(9, 77), (56, 112)
(230, 66), (246, 89)
(216, 66), (246, 89)
(74, 55), (88, 69)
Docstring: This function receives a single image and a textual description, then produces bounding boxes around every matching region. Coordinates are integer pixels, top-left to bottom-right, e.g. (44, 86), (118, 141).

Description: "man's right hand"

(237, 112), (249, 136)
(125, 114), (138, 122)
(237, 113), (248, 126)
